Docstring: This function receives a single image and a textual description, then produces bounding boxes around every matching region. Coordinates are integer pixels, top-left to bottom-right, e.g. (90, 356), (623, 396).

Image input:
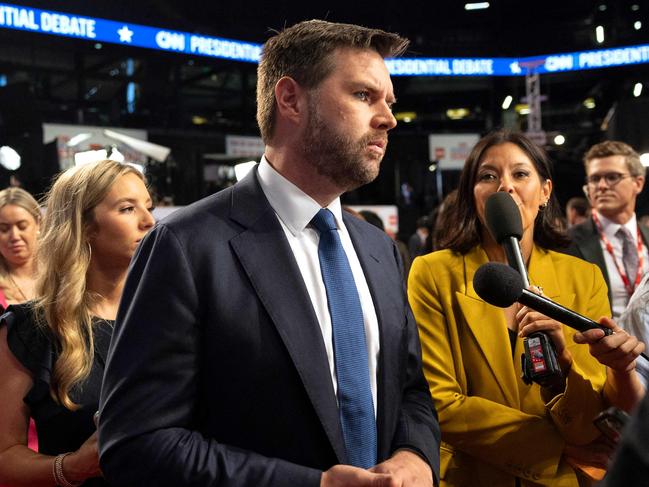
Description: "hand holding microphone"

(515, 294), (574, 375)
(485, 192), (567, 384)
(573, 317), (646, 373)
(473, 262), (649, 366)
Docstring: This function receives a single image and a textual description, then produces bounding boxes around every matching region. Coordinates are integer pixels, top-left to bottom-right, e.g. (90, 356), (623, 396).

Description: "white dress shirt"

(596, 211), (649, 319)
(257, 156), (380, 414)
(618, 271), (649, 388)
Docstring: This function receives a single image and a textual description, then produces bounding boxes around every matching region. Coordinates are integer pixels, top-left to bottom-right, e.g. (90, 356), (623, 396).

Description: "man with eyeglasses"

(567, 140), (649, 320)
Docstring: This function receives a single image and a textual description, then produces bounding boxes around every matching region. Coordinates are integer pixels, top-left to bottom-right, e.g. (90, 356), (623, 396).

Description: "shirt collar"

(596, 210), (638, 241)
(257, 155), (343, 236)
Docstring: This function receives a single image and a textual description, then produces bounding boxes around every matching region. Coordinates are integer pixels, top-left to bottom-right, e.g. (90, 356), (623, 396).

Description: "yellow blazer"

(408, 245), (610, 487)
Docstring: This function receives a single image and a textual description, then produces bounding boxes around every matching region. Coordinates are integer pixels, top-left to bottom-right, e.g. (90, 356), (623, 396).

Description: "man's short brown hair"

(583, 140), (645, 177)
(256, 20), (409, 144)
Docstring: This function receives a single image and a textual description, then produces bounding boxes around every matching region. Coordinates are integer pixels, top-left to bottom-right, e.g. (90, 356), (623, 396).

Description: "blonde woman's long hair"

(35, 160), (145, 410)
(0, 187), (41, 300)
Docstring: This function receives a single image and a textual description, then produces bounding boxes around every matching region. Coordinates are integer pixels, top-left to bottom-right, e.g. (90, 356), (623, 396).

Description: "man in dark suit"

(567, 140), (649, 319)
(98, 20), (440, 487)
(599, 389), (649, 486)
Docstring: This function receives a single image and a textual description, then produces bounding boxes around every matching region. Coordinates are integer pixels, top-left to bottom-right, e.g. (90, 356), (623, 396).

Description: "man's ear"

(635, 175), (645, 194)
(274, 76), (305, 125)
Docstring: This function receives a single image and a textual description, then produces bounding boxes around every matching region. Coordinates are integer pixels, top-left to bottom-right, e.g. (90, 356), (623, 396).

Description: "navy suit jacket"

(98, 168), (440, 487)
(567, 217), (649, 303)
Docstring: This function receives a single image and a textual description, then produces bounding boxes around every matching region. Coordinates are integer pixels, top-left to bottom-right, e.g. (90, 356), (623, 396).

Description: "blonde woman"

(0, 188), (40, 309)
(0, 160), (154, 486)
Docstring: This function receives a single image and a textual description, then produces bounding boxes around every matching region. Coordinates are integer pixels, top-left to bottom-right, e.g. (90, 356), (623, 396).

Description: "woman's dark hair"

(439, 130), (570, 254)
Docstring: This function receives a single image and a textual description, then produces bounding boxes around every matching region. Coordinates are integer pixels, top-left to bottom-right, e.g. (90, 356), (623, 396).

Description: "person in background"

(99, 20), (440, 487)
(430, 190), (457, 252)
(600, 389), (649, 487)
(616, 271), (649, 387)
(565, 196), (590, 228)
(567, 141), (649, 319)
(0, 188), (40, 309)
(0, 187), (41, 459)
(408, 216), (431, 258)
(408, 130), (644, 487)
(0, 160), (154, 486)
(359, 209), (411, 280)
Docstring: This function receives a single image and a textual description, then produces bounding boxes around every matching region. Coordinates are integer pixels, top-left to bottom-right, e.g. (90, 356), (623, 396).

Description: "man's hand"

(369, 450), (434, 487)
(321, 465), (397, 487)
(573, 317), (645, 372)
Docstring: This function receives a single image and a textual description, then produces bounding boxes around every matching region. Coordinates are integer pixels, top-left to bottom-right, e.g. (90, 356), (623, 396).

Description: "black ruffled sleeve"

(1, 303), (57, 416)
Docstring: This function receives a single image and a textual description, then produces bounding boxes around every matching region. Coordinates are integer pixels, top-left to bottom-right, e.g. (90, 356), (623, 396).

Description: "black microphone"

(485, 192), (530, 288)
(474, 261), (649, 363)
(474, 261), (616, 336)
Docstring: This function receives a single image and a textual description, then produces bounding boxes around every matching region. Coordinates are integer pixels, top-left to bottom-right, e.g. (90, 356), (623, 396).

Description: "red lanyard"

(592, 210), (644, 296)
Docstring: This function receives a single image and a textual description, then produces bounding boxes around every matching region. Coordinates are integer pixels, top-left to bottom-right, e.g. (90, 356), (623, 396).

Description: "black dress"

(2, 303), (112, 487)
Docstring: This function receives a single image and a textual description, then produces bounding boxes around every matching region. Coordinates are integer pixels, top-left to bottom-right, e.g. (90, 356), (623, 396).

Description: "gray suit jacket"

(98, 167), (440, 487)
(566, 217), (649, 303)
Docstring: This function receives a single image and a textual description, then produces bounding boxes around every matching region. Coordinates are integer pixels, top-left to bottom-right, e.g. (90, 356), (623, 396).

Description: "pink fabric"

(0, 289), (7, 311)
(27, 418), (38, 451)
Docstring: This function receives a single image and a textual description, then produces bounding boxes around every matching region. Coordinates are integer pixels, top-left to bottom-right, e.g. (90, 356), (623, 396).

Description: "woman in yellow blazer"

(408, 130), (644, 487)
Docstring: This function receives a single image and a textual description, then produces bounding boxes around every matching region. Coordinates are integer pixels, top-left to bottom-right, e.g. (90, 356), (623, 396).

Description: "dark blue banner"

(0, 3), (261, 63)
(1, 3), (648, 75)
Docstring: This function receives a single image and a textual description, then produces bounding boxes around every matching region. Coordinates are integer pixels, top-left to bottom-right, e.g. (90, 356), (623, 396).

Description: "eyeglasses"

(585, 172), (632, 187)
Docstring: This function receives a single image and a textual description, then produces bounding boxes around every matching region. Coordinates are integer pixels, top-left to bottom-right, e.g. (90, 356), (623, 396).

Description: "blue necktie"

(311, 208), (377, 468)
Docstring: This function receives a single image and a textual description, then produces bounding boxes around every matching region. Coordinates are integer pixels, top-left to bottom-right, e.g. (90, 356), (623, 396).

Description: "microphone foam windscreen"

(484, 192), (523, 242)
(473, 262), (524, 308)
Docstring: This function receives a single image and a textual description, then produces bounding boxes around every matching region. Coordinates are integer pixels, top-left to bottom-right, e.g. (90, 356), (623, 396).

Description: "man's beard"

(302, 97), (387, 191)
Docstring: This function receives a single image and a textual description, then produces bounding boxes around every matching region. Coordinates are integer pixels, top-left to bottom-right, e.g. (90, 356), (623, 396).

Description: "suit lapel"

(457, 246), (577, 408)
(228, 169), (347, 462)
(639, 222), (649, 248)
(344, 215), (400, 458)
(458, 247), (519, 408)
(578, 219), (610, 286)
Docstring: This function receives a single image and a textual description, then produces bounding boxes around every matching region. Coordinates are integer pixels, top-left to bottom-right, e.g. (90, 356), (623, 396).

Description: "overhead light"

(94, 43), (102, 49)
(192, 115), (209, 125)
(583, 97), (596, 109)
(395, 111), (417, 122)
(464, 2), (490, 10)
(554, 134), (566, 145)
(0, 146), (21, 170)
(103, 129), (171, 162)
(596, 25), (605, 44)
(74, 149), (107, 166)
(502, 95), (513, 110)
(598, 4), (607, 11)
(66, 133), (93, 147)
(632, 4), (640, 11)
(446, 108), (470, 120)
(634, 82), (643, 97)
(234, 161), (257, 181)
(428, 164), (437, 172)
(515, 104), (530, 115)
(640, 153), (649, 167)
(635, 21), (642, 30)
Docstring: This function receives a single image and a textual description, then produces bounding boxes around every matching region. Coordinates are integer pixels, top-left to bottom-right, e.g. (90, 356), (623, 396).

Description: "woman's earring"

(539, 201), (548, 210)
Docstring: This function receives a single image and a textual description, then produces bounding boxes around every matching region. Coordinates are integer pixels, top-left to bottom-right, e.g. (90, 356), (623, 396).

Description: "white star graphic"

(117, 25), (134, 43)
(510, 61), (522, 74)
